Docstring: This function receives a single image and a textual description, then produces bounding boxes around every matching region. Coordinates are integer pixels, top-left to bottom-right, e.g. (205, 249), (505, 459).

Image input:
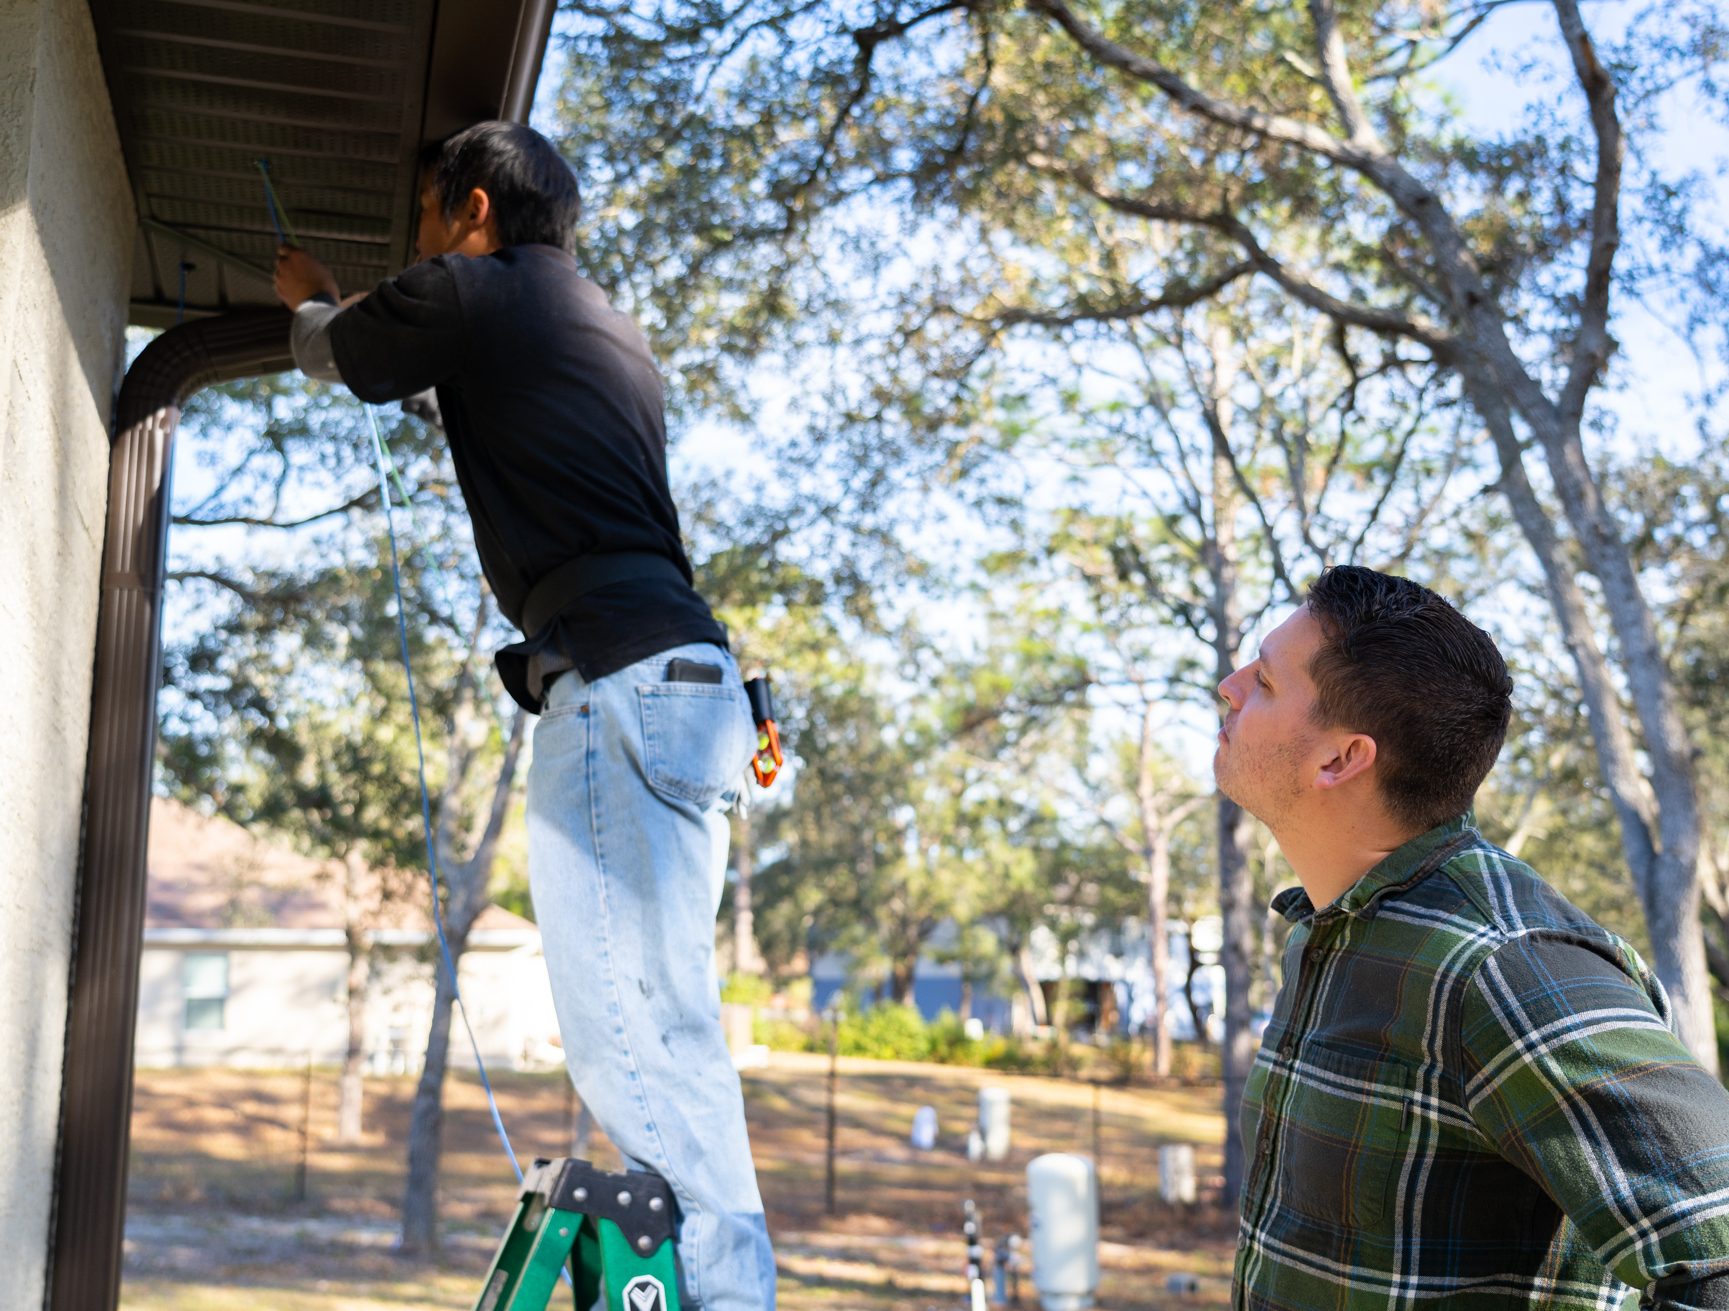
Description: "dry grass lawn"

(121, 1053), (1236, 1311)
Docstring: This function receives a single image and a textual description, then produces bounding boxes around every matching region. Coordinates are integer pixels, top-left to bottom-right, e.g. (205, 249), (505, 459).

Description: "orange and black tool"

(743, 676), (783, 787)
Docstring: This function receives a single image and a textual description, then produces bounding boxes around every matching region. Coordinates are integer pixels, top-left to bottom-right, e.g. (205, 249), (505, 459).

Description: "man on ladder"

(273, 120), (776, 1311)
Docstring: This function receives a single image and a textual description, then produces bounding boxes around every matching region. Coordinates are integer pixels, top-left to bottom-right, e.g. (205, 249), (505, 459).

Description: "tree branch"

(1023, 0), (1375, 169)
(1553, 0), (1623, 427)
(1463, 361), (1660, 894)
(985, 261), (1255, 330)
(173, 488), (376, 530)
(735, 0), (977, 243)
(1024, 152), (1455, 351)
(1025, 0), (1517, 391)
(1307, 0), (1379, 147)
(166, 569), (309, 606)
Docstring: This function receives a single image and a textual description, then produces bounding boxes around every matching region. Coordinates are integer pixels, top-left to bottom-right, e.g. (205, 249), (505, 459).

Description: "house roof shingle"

(146, 797), (533, 936)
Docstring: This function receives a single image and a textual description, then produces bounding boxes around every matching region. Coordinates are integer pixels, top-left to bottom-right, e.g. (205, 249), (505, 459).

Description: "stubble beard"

(1215, 732), (1307, 831)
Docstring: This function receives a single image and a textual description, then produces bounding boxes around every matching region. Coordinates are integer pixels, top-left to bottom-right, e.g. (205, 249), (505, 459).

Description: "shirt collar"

(1271, 813), (1476, 924)
(514, 243), (577, 268)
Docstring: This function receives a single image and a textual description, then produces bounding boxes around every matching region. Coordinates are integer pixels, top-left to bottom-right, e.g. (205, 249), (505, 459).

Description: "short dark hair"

(1305, 566), (1513, 833)
(418, 121), (580, 252)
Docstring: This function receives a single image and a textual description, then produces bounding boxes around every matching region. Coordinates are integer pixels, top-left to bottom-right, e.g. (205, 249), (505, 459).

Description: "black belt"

(518, 551), (686, 637)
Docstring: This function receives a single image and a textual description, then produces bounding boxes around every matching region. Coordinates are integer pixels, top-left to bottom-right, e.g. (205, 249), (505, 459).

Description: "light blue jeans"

(526, 641), (775, 1311)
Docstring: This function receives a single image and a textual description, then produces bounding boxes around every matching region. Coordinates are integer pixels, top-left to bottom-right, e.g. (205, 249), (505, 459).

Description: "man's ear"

(1313, 732), (1377, 791)
(464, 186), (492, 229)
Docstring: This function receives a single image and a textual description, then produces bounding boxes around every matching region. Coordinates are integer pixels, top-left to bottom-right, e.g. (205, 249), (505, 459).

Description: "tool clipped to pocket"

(743, 676), (782, 787)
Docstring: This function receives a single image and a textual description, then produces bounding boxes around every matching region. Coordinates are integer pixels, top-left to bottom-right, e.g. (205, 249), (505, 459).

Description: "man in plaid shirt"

(1219, 566), (1729, 1309)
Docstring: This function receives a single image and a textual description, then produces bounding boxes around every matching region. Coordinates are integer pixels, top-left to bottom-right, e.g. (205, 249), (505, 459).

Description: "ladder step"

(471, 1158), (683, 1311)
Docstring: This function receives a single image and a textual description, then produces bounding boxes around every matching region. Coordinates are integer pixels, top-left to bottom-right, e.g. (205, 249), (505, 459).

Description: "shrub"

(799, 997), (1070, 1069)
(754, 1016), (814, 1051)
(924, 1011), (1017, 1067)
(984, 1035), (1059, 1073)
(720, 972), (777, 1006)
(837, 1002), (931, 1061)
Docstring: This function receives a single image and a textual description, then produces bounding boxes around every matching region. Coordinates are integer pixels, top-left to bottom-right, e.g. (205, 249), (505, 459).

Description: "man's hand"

(273, 245), (340, 310)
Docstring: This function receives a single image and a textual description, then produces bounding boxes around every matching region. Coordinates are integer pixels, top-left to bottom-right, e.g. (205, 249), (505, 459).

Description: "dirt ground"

(121, 1052), (1238, 1311)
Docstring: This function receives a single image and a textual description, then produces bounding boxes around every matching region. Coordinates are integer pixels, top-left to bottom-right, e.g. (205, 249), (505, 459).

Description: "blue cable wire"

(364, 402), (523, 1185)
(371, 379), (574, 1291)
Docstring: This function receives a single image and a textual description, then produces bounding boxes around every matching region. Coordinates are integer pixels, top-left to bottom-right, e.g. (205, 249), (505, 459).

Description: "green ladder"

(473, 1158), (682, 1311)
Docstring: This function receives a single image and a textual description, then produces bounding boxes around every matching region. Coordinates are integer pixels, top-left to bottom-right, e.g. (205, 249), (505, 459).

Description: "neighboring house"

(1018, 919), (1229, 1042)
(810, 917), (1229, 1040)
(138, 800), (562, 1073)
(808, 939), (1015, 1031)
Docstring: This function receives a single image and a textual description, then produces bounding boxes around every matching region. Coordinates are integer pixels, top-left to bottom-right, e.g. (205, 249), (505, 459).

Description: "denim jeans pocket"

(638, 682), (752, 806)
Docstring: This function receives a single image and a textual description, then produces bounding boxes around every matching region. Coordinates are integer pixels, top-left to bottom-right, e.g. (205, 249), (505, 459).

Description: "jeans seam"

(589, 681), (708, 1310)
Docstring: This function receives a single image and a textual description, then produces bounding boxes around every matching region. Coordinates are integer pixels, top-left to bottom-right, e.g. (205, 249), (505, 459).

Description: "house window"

(183, 952), (229, 1031)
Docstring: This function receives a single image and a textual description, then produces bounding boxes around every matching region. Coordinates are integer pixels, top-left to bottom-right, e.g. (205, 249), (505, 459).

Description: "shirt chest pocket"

(1275, 1042), (1411, 1230)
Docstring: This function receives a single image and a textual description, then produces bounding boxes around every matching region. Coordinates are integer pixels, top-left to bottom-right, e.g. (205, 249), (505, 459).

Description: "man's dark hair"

(1305, 566), (1513, 833)
(419, 121), (580, 252)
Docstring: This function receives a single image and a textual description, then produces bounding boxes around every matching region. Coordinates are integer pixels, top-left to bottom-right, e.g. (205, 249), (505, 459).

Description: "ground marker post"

(963, 1199), (988, 1311)
(473, 1158), (680, 1311)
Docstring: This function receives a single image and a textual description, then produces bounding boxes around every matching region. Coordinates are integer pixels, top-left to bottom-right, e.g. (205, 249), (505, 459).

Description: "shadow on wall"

(14, 0), (136, 429)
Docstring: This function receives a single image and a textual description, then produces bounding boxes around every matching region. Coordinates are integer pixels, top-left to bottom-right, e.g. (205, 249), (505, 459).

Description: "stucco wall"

(0, 0), (134, 1303)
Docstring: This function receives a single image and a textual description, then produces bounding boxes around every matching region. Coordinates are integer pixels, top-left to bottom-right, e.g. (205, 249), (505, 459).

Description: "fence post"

(824, 1006), (843, 1216)
(294, 1052), (313, 1202)
(1091, 1077), (1101, 1182)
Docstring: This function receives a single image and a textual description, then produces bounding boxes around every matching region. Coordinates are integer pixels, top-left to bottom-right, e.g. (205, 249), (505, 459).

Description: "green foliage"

(836, 1002), (932, 1061)
(754, 1016), (815, 1052)
(720, 972), (778, 1006)
(816, 1003), (1044, 1069)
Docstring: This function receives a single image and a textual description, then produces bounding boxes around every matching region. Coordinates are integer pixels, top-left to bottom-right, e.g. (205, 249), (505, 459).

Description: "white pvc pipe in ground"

(1159, 1143), (1197, 1203)
(1026, 1153), (1099, 1311)
(979, 1086), (1011, 1160)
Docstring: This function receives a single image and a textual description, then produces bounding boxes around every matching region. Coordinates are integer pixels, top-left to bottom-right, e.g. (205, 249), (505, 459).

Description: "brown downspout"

(47, 308), (293, 1311)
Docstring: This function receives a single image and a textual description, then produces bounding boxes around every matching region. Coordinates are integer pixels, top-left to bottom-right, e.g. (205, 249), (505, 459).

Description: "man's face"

(415, 181), (455, 262)
(415, 179), (500, 263)
(1214, 606), (1327, 827)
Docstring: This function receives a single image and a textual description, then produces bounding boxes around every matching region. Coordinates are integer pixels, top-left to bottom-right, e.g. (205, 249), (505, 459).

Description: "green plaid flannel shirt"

(1235, 817), (1729, 1309)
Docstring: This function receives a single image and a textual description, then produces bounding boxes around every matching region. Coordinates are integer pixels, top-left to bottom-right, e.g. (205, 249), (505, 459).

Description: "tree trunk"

(1278, 0), (1708, 1070)
(1463, 369), (1717, 1072)
(1135, 707), (1182, 1078)
(1147, 826), (1173, 1077)
(399, 946), (460, 1255)
(1181, 924), (1207, 1048)
(1217, 796), (1256, 1206)
(1052, 968), (1073, 1071)
(1532, 426), (1713, 1066)
(1017, 943), (1048, 1027)
(732, 804), (763, 975)
(336, 922), (371, 1143)
(397, 707), (528, 1257)
(891, 954), (916, 1006)
(1203, 325), (1257, 1205)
